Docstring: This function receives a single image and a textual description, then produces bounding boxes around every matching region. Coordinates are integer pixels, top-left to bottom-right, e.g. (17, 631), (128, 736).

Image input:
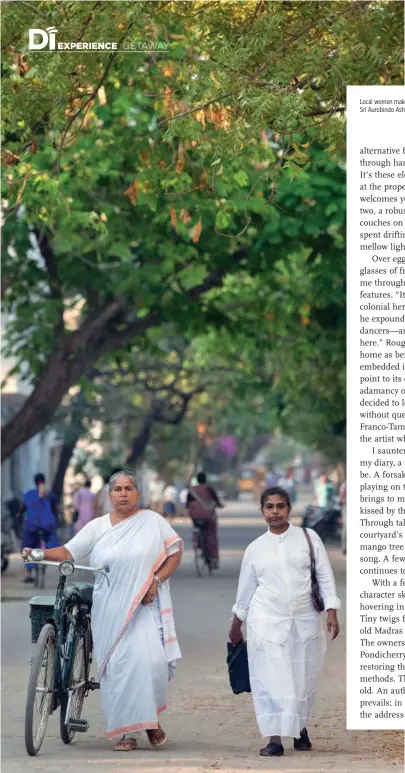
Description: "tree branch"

(2, 254), (243, 461)
(34, 227), (65, 336)
(162, 2), (369, 126)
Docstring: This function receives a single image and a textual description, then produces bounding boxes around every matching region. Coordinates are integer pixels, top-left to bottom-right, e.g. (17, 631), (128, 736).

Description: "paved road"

(1, 498), (403, 772)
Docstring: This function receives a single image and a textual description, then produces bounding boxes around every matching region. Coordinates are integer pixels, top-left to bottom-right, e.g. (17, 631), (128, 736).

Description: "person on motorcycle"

(20, 473), (60, 583)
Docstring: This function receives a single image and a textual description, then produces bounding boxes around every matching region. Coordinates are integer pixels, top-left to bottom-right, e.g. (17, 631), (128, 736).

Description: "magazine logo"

(29, 28), (58, 51)
(27, 27), (169, 53)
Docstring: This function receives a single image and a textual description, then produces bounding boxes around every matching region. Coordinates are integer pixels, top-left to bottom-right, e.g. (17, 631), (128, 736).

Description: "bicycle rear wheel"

(60, 628), (91, 744)
(25, 623), (55, 756)
(194, 546), (207, 577)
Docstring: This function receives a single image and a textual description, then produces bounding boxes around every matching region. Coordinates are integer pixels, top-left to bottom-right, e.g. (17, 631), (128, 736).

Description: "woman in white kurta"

(23, 471), (182, 752)
(229, 486), (340, 758)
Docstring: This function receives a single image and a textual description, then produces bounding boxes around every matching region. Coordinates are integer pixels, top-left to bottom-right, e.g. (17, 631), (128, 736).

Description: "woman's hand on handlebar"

(22, 546), (73, 563)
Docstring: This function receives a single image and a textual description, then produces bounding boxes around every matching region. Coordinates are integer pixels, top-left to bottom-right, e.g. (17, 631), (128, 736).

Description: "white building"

(1, 316), (61, 503)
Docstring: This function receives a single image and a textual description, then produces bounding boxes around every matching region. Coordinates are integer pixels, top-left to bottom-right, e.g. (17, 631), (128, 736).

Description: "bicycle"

(24, 554), (110, 756)
(192, 519), (212, 577)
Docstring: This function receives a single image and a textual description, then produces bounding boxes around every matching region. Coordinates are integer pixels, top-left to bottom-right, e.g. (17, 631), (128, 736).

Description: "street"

(1, 500), (403, 773)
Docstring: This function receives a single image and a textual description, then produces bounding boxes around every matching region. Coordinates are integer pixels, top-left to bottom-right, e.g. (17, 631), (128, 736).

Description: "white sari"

(65, 509), (182, 739)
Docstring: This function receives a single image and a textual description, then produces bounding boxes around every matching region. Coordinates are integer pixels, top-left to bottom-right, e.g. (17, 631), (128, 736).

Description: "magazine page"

(347, 85), (405, 733)
(1, 2), (404, 772)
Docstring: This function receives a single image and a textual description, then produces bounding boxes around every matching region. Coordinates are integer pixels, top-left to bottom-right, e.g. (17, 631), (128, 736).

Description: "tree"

(2, 133), (344, 461)
(2, 2), (403, 159)
(50, 336), (240, 492)
(3, 1), (400, 458)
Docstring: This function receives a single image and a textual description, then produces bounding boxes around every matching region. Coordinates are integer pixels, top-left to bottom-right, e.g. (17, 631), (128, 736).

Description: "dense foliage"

(1, 1), (402, 461)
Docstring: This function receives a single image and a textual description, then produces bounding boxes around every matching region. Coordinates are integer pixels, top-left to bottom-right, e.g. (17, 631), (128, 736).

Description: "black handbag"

(226, 640), (251, 694)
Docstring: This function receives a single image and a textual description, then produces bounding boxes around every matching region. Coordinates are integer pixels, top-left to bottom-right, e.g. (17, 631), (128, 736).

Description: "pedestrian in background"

(163, 482), (178, 520)
(72, 478), (95, 534)
(20, 473), (59, 583)
(95, 474), (111, 518)
(179, 485), (189, 517)
(338, 479), (347, 555)
(314, 472), (334, 510)
(229, 486), (340, 757)
(148, 474), (164, 515)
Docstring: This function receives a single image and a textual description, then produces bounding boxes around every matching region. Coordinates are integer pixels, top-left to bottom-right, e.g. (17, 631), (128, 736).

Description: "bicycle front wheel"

(25, 623), (55, 756)
(60, 628), (90, 744)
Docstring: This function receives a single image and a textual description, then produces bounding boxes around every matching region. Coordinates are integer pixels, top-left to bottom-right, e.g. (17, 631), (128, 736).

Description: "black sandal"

(259, 741), (284, 757)
(294, 728), (312, 751)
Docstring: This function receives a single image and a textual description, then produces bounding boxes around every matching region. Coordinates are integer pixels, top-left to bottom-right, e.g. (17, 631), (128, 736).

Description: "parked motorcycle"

(301, 497), (342, 543)
(1, 530), (13, 573)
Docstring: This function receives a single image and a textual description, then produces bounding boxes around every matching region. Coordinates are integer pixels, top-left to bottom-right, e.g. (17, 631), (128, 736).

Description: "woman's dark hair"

(197, 472), (207, 484)
(34, 473), (46, 486)
(260, 486), (291, 509)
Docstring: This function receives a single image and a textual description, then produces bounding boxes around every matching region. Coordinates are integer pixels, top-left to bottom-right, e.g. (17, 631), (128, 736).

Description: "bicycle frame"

(27, 559), (109, 712)
(192, 521), (211, 566)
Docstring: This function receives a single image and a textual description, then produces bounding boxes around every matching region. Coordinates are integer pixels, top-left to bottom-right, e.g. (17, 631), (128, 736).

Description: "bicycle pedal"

(85, 678), (100, 693)
(67, 718), (89, 732)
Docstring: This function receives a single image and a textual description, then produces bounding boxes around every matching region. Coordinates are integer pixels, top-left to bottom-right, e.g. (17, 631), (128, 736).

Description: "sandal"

(113, 736), (137, 752)
(147, 725), (167, 747)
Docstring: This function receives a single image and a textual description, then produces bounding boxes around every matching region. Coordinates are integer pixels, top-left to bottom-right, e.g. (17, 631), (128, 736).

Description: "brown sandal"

(147, 725), (167, 747)
(113, 736), (137, 751)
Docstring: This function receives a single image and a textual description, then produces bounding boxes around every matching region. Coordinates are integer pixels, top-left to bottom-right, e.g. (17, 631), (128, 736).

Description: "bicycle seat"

(65, 582), (93, 605)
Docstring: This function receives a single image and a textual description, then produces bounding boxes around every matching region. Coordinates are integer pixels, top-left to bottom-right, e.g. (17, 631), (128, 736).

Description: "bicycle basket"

(29, 596), (55, 643)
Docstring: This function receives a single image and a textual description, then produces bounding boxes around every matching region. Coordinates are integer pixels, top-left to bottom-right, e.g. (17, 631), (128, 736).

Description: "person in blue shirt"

(20, 473), (60, 583)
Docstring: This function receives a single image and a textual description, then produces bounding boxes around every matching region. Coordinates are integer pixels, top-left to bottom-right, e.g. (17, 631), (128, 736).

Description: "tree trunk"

(126, 416), (154, 465)
(52, 439), (79, 504)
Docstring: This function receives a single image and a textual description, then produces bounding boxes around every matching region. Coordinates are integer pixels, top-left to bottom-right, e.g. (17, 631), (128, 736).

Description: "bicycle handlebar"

(24, 558), (110, 585)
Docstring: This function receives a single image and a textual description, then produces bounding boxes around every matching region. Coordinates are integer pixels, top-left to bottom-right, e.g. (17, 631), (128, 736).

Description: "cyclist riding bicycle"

(20, 473), (60, 584)
(186, 472), (223, 570)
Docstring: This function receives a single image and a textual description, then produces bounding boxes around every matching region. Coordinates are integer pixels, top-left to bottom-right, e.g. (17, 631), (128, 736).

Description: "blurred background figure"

(253, 467), (267, 504)
(178, 484), (189, 517)
(163, 482), (178, 520)
(5, 493), (23, 540)
(148, 473), (164, 515)
(314, 471), (334, 510)
(95, 474), (111, 518)
(265, 468), (278, 487)
(187, 472), (223, 570)
(20, 473), (59, 583)
(277, 466), (297, 504)
(338, 478), (347, 555)
(72, 478), (95, 534)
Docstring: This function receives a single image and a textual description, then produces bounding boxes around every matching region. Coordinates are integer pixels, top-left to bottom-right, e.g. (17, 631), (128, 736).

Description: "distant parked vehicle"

(1, 510), (14, 573)
(1, 531), (13, 573)
(237, 466), (256, 496)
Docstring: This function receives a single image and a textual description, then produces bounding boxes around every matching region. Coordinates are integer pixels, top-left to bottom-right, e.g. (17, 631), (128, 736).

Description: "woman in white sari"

(229, 486), (340, 758)
(23, 471), (182, 752)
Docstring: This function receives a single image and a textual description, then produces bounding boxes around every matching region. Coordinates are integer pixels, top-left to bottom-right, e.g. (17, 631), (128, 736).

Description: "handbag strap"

(190, 487), (215, 514)
(302, 527), (316, 580)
